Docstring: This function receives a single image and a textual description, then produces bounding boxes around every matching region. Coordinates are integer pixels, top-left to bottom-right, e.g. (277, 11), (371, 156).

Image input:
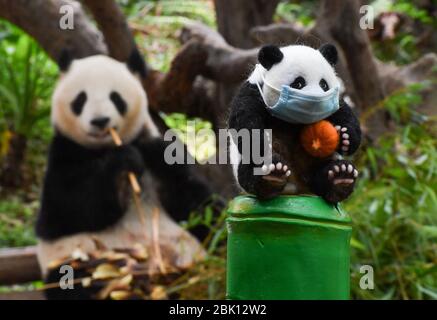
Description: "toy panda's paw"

(323, 160), (358, 203)
(335, 125), (351, 154)
(261, 162), (291, 178)
(114, 145), (145, 175)
(261, 162), (291, 186)
(254, 161), (290, 200)
(327, 161), (358, 185)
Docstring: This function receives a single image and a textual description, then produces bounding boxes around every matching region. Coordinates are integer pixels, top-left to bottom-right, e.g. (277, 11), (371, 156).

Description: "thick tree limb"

(80, 0), (135, 61)
(214, 0), (280, 49)
(250, 23), (307, 46)
(0, 246), (40, 285)
(318, 0), (385, 111)
(150, 40), (215, 119)
(0, 291), (45, 300)
(179, 23), (258, 83)
(0, 0), (107, 60)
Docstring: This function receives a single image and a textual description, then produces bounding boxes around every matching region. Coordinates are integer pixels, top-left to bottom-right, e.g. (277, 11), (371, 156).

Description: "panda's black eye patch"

(71, 91), (87, 115)
(319, 79), (329, 92)
(110, 91), (127, 115)
(290, 76), (306, 90)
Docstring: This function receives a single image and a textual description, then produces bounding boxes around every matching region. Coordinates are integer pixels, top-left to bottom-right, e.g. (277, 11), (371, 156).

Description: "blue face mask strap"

(254, 67), (267, 105)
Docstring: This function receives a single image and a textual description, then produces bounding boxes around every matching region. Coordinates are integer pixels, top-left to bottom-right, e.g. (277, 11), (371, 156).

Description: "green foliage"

(0, 196), (37, 247)
(391, 0), (434, 25)
(167, 201), (228, 299)
(371, 0), (436, 64)
(0, 21), (56, 139)
(347, 84), (437, 299)
(123, 0), (215, 27)
(0, 21), (53, 247)
(383, 82), (431, 123)
(119, 0), (215, 72)
(372, 32), (422, 65)
(274, 1), (315, 26)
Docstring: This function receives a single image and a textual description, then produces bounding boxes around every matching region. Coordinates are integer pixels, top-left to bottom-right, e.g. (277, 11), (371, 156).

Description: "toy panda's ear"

(258, 45), (284, 70)
(319, 44), (338, 66)
(127, 49), (147, 79)
(58, 49), (74, 72)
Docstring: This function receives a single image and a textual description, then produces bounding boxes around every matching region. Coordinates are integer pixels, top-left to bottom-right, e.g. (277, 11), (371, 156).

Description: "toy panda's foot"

(316, 160), (358, 203)
(255, 162), (291, 199)
(261, 162), (291, 183)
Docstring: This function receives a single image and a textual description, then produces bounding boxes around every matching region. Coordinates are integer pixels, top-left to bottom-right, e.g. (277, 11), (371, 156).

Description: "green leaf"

(350, 237), (366, 251)
(417, 285), (437, 299)
(418, 225), (437, 239)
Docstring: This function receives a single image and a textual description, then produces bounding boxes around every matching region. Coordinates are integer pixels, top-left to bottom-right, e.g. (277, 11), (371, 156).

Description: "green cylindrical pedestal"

(226, 195), (352, 300)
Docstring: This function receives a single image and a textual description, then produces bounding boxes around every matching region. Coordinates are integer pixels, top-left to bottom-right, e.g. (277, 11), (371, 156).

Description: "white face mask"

(255, 67), (340, 124)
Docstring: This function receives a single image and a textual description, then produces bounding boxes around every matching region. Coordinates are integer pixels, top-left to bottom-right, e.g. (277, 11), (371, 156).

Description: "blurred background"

(0, 0), (436, 299)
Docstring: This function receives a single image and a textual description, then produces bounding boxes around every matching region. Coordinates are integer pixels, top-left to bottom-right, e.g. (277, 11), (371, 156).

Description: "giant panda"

(228, 44), (361, 203)
(36, 50), (215, 299)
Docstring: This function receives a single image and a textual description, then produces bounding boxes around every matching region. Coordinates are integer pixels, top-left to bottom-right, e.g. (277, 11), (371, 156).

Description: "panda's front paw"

(113, 145), (145, 175)
(335, 125), (351, 154)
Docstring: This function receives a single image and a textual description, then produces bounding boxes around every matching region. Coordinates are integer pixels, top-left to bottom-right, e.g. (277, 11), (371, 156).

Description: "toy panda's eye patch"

(71, 91), (87, 116)
(110, 91), (127, 115)
(319, 79), (329, 92)
(290, 76), (306, 90)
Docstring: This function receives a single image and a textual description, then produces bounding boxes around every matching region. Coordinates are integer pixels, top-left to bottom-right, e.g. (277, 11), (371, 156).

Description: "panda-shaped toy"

(229, 44), (361, 203)
(36, 50), (214, 298)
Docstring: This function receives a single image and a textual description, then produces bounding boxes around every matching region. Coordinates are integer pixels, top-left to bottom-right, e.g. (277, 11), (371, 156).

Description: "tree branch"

(317, 0), (385, 110)
(0, 0), (107, 60)
(250, 23), (307, 45)
(80, 0), (135, 61)
(180, 22), (258, 83)
(214, 0), (280, 48)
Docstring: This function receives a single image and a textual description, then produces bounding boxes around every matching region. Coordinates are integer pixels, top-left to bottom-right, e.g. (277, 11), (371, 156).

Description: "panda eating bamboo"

(36, 50), (215, 299)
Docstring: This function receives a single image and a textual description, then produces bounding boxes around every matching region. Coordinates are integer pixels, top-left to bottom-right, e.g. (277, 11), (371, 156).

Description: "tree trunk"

(0, 132), (27, 188)
(213, 0), (279, 122)
(214, 0), (280, 49)
(81, 0), (135, 61)
(318, 0), (386, 111)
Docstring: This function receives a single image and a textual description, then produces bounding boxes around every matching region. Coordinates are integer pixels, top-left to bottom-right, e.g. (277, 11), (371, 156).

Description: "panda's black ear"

(127, 48), (147, 78)
(258, 45), (283, 70)
(319, 44), (338, 66)
(58, 49), (74, 72)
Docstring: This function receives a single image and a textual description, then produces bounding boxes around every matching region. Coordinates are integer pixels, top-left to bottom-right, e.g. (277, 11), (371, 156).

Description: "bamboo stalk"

(108, 128), (165, 274)
(152, 207), (166, 274)
(109, 128), (141, 194)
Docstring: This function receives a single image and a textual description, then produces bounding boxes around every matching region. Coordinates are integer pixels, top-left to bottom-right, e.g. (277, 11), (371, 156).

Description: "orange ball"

(300, 120), (339, 158)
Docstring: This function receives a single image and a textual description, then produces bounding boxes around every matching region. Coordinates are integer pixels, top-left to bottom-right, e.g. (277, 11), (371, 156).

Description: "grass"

(348, 120), (437, 299)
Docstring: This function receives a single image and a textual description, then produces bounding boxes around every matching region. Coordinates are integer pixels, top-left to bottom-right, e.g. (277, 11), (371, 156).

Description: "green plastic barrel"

(226, 195), (352, 300)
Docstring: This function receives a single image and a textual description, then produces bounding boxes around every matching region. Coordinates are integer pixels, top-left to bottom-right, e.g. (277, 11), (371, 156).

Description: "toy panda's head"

(52, 50), (154, 148)
(249, 44), (340, 107)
